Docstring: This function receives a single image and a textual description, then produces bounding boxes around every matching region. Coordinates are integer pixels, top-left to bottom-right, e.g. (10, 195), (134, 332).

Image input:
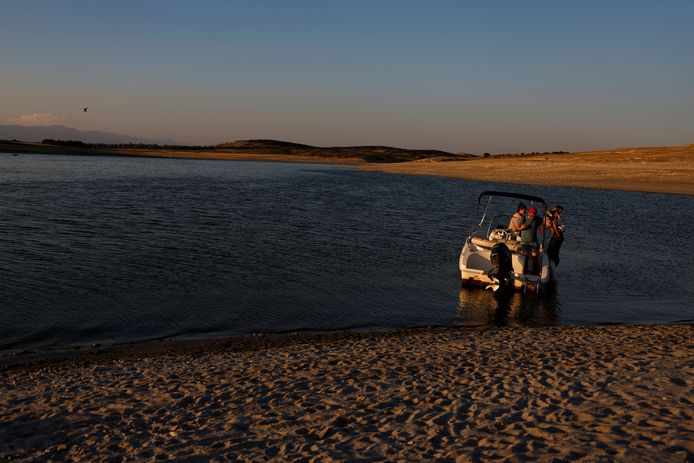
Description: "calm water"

(1, 153), (692, 356)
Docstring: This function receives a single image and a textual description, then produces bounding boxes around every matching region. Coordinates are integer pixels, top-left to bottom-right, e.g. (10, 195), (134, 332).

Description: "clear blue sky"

(2, 0), (693, 153)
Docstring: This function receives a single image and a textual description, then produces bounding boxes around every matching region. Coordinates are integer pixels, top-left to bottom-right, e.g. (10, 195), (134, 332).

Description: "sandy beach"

(2, 324), (692, 462)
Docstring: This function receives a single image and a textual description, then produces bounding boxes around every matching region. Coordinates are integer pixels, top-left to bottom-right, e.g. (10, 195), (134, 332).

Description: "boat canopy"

(477, 191), (548, 209)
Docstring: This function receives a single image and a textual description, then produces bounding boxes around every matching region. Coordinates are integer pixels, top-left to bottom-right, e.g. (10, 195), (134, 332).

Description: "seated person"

(508, 202), (527, 232)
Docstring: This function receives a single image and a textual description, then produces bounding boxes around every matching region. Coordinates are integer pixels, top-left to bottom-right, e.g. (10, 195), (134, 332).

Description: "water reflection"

(457, 286), (562, 326)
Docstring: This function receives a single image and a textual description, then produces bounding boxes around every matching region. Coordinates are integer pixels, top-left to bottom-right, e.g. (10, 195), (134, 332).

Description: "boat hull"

(459, 237), (551, 291)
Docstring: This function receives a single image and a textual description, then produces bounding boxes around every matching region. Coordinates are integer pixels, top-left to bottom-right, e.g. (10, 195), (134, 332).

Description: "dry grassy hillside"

(360, 145), (694, 195)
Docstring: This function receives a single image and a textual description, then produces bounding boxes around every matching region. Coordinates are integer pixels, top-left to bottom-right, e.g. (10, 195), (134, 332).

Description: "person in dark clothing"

(519, 207), (543, 274)
(545, 205), (565, 266)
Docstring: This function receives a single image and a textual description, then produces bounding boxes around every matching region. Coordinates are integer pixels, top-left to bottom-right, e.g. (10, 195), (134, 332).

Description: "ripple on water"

(0, 153), (692, 354)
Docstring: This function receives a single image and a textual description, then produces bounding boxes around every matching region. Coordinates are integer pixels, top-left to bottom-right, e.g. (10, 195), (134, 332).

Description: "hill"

(213, 139), (462, 162)
(0, 137), (466, 163)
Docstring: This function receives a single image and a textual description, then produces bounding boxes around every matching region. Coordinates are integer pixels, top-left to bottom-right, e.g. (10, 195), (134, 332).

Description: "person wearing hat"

(520, 207), (542, 244)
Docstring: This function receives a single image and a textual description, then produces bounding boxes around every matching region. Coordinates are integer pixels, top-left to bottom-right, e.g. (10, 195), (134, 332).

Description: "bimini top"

(477, 190), (547, 208)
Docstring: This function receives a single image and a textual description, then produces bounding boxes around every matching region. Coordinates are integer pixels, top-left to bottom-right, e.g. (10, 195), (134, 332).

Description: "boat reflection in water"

(456, 286), (562, 327)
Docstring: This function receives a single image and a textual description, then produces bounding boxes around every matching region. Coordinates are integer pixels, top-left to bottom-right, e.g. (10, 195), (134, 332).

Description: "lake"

(1, 153), (692, 358)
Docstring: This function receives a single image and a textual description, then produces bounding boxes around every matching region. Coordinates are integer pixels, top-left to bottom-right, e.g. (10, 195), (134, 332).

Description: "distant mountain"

(0, 124), (182, 145)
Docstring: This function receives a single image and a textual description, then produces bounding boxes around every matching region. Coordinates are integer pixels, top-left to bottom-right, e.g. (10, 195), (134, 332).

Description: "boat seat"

(470, 236), (525, 253)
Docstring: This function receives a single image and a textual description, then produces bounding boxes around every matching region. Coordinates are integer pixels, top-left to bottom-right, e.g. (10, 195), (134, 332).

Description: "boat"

(459, 191), (555, 292)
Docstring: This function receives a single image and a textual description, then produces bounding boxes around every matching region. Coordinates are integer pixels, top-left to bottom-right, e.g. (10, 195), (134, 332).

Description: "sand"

(358, 145), (694, 196)
(111, 144), (694, 195)
(1, 324), (692, 462)
(4, 143), (693, 195)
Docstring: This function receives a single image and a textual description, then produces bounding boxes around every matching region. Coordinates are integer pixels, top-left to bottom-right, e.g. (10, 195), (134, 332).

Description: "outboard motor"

(487, 242), (514, 291)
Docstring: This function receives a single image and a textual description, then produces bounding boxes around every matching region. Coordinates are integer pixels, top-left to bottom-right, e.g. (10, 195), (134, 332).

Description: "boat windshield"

(471, 193), (548, 246)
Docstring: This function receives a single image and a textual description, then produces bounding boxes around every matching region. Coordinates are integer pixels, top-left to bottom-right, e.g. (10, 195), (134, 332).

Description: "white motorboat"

(459, 191), (556, 292)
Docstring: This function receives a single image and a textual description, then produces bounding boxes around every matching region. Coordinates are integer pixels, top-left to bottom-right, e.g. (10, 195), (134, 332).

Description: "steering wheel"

(490, 228), (509, 241)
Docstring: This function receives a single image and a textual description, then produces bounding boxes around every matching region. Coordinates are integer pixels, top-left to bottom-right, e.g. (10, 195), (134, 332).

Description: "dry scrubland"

(121, 144), (694, 195)
(1, 325), (692, 462)
(360, 145), (694, 195)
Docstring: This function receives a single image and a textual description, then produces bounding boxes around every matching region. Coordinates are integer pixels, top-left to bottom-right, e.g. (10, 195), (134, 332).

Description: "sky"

(2, 1), (693, 154)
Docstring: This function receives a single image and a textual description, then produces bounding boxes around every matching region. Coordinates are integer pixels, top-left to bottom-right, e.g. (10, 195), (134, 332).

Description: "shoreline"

(358, 145), (694, 196)
(3, 143), (693, 195)
(1, 325), (465, 371)
(2, 321), (692, 372)
(2, 323), (692, 461)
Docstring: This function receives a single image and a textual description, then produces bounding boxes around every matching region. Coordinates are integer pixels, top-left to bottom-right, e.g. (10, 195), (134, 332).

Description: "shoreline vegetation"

(2, 324), (692, 461)
(1, 139), (692, 195)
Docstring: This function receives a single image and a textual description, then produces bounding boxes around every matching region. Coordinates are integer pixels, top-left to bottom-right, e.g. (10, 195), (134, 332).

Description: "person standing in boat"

(508, 202), (527, 232)
(545, 205), (565, 267)
(519, 207), (543, 273)
(519, 207), (542, 244)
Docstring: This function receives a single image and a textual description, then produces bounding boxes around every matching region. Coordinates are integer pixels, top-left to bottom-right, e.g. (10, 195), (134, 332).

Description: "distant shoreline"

(2, 141), (692, 195)
(359, 144), (694, 196)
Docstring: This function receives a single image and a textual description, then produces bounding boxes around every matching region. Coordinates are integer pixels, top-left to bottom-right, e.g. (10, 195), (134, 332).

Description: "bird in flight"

(83, 107), (88, 112)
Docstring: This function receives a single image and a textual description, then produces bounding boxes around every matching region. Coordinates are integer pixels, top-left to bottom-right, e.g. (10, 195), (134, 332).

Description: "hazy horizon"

(2, 1), (693, 154)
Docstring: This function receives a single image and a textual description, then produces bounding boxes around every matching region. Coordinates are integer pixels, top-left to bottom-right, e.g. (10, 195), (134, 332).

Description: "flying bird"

(83, 107), (88, 112)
